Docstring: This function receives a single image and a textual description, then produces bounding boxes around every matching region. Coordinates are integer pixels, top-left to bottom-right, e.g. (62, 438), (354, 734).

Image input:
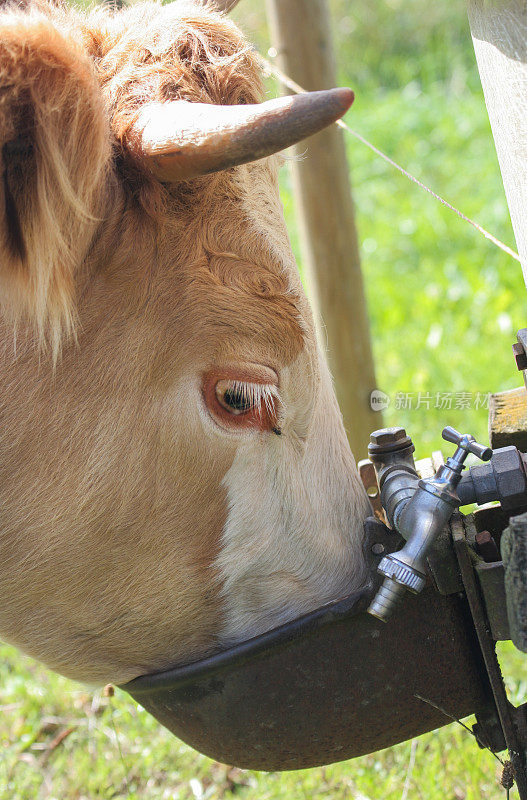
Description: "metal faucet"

(367, 426), (492, 621)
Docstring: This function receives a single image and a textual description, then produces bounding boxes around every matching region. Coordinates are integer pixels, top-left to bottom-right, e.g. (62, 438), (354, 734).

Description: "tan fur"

(0, 3), (111, 355)
(0, 0), (370, 685)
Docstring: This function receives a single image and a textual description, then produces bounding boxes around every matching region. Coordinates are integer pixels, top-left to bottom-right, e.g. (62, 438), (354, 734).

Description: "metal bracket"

(362, 515), (402, 571)
(451, 516), (527, 798)
(502, 513), (527, 653)
(426, 514), (464, 595)
(358, 459), (387, 525)
(514, 329), (527, 393)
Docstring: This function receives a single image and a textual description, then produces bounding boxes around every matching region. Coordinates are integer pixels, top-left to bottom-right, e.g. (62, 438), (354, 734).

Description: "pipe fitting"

(457, 446), (527, 511)
(368, 426), (493, 622)
(368, 428), (418, 529)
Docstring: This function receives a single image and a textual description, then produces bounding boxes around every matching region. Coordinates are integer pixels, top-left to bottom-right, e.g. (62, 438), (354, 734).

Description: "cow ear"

(0, 9), (111, 352)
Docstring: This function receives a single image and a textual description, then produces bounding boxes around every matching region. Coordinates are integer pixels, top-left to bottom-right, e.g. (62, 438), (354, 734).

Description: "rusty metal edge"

(452, 518), (527, 798)
(123, 586), (372, 694)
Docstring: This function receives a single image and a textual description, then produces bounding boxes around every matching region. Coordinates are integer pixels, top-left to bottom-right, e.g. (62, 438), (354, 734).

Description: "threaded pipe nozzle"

(367, 577), (407, 622)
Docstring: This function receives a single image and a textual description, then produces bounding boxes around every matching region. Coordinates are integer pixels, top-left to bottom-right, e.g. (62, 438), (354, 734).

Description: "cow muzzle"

(120, 515), (498, 771)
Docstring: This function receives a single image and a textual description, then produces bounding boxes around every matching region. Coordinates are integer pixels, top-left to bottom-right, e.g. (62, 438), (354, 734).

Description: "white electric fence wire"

(260, 55), (521, 264)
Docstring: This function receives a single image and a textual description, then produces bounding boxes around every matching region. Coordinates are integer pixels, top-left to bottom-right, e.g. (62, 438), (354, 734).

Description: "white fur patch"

(216, 352), (371, 645)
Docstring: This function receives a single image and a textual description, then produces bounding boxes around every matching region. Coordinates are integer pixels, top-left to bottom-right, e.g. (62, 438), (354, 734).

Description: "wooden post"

(265, 0), (379, 457)
(467, 1), (527, 283)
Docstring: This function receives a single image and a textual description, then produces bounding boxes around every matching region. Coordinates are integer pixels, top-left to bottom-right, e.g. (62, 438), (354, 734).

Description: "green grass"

(1, 640), (525, 800)
(2, 0), (527, 797)
(271, 0), (524, 457)
(343, 82), (520, 455)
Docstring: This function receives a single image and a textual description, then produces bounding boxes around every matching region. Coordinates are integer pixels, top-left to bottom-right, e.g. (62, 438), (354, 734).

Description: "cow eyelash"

(202, 368), (282, 435)
(215, 380), (279, 417)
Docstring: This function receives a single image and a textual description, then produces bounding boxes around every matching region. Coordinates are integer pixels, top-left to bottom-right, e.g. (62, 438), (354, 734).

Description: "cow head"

(0, 0), (370, 684)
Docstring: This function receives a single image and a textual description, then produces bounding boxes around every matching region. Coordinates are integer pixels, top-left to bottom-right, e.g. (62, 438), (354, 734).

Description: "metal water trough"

(123, 520), (497, 771)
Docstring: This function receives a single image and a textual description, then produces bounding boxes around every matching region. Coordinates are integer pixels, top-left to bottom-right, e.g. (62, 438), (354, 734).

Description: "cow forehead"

(134, 162), (310, 375)
(180, 252), (305, 368)
(87, 0), (311, 373)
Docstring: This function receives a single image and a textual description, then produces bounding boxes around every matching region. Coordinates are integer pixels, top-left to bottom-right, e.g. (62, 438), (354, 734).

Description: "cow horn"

(132, 88), (354, 183)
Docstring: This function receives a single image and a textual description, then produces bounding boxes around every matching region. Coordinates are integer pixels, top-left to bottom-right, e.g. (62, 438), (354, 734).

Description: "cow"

(0, 0), (371, 687)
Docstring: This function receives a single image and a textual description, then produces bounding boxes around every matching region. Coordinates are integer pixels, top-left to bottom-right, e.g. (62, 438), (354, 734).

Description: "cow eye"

(215, 381), (257, 415)
(202, 368), (281, 434)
